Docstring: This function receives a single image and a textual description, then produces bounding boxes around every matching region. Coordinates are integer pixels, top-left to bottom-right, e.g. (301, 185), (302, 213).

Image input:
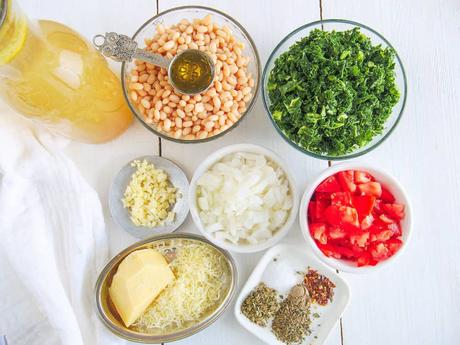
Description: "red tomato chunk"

(308, 170), (405, 267)
(337, 170), (357, 193)
(316, 176), (341, 193)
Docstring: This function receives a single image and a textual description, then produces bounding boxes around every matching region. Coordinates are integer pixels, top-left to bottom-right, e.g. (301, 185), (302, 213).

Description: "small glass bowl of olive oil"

(169, 49), (214, 95)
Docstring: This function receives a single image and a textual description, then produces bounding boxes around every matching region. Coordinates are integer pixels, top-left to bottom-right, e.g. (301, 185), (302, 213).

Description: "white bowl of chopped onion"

(189, 144), (298, 253)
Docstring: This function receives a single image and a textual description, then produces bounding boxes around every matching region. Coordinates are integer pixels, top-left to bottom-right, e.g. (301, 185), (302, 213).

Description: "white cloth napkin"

(0, 109), (124, 345)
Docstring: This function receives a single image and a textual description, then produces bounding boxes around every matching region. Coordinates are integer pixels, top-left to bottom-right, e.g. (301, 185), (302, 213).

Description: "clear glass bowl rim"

(121, 5), (261, 144)
(262, 18), (408, 160)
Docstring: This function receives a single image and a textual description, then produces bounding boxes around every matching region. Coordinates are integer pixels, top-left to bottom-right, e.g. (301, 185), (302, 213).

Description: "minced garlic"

(122, 160), (178, 227)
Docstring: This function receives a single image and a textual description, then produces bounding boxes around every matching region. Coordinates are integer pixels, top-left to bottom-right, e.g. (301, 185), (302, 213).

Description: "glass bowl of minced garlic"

(109, 155), (189, 239)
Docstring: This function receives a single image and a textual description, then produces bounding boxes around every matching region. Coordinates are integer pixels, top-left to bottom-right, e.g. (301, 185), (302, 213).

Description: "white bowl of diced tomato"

(299, 162), (412, 273)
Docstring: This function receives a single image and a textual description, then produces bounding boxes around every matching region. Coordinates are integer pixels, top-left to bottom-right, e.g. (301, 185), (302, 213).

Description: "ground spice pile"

(271, 284), (311, 344)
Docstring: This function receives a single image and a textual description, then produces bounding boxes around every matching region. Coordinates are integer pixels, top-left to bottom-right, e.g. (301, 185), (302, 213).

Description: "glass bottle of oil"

(0, 0), (133, 143)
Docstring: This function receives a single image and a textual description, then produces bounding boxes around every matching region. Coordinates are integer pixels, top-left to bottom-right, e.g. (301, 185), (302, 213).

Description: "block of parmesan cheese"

(109, 248), (175, 327)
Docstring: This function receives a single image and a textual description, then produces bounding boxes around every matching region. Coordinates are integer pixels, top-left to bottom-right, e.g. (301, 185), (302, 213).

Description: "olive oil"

(169, 49), (214, 95)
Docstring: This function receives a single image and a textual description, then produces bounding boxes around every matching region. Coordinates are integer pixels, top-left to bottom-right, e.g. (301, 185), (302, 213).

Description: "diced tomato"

(308, 201), (316, 220)
(357, 254), (370, 267)
(337, 170), (357, 193)
(373, 199), (383, 214)
(317, 243), (342, 259)
(308, 200), (328, 222)
(372, 229), (393, 242)
(354, 171), (373, 184)
(357, 252), (377, 267)
(387, 222), (402, 236)
(386, 238), (403, 254)
(341, 222), (361, 234)
(331, 192), (351, 206)
(332, 245), (356, 259)
(315, 200), (328, 221)
(310, 223), (327, 244)
(339, 206), (359, 227)
(370, 217), (400, 240)
(351, 195), (376, 219)
(314, 192), (331, 203)
(324, 206), (341, 226)
(349, 243), (365, 255)
(317, 243), (356, 259)
(316, 176), (341, 193)
(350, 232), (370, 247)
(379, 214), (395, 224)
(367, 223), (381, 234)
(380, 187), (396, 203)
(382, 203), (405, 220)
(370, 242), (390, 261)
(358, 182), (382, 197)
(328, 226), (347, 240)
(309, 170), (405, 268)
(324, 205), (360, 229)
(361, 214), (374, 230)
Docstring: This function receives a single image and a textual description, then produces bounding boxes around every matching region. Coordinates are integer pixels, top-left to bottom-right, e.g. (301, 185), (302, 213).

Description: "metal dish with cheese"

(95, 233), (237, 343)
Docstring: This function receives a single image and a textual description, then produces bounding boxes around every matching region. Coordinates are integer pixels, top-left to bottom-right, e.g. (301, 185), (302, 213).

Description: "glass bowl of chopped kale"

(262, 19), (407, 160)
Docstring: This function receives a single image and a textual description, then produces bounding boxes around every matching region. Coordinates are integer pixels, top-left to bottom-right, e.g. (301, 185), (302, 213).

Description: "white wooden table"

(19, 0), (460, 344)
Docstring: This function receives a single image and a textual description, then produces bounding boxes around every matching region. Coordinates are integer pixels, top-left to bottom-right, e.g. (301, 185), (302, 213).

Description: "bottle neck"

(0, 0), (30, 65)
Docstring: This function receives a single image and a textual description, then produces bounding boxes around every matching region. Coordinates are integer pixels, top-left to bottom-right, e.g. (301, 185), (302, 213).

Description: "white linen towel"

(0, 110), (125, 345)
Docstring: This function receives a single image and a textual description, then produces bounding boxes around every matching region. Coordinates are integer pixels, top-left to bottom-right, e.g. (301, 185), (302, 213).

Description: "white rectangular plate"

(234, 244), (350, 345)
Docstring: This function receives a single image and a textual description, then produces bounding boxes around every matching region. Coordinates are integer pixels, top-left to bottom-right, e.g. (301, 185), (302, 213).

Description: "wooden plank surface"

(13, 0), (460, 344)
(155, 1), (336, 344)
(322, 0), (460, 345)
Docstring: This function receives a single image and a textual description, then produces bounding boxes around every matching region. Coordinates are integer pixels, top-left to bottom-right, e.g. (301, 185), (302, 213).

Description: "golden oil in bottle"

(169, 49), (214, 95)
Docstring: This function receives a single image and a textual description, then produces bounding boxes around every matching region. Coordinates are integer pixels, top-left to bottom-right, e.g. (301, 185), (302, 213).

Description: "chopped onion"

(196, 152), (293, 245)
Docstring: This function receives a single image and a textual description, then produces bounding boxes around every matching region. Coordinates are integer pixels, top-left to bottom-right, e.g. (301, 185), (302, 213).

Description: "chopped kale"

(268, 27), (400, 156)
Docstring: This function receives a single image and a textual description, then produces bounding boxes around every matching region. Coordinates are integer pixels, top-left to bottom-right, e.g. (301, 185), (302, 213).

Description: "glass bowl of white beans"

(121, 6), (260, 143)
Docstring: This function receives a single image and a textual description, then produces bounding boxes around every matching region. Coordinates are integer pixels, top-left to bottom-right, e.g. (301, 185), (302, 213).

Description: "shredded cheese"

(134, 240), (227, 330)
(122, 160), (178, 227)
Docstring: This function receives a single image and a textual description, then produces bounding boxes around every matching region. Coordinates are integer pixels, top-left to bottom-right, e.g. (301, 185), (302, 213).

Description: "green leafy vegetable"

(268, 27), (400, 156)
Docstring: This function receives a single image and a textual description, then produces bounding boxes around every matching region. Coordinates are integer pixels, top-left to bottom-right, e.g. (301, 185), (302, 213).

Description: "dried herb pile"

(272, 285), (311, 344)
(240, 268), (336, 344)
(240, 282), (280, 327)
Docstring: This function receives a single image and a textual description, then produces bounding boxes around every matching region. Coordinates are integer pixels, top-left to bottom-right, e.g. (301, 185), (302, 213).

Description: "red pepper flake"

(303, 269), (335, 306)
